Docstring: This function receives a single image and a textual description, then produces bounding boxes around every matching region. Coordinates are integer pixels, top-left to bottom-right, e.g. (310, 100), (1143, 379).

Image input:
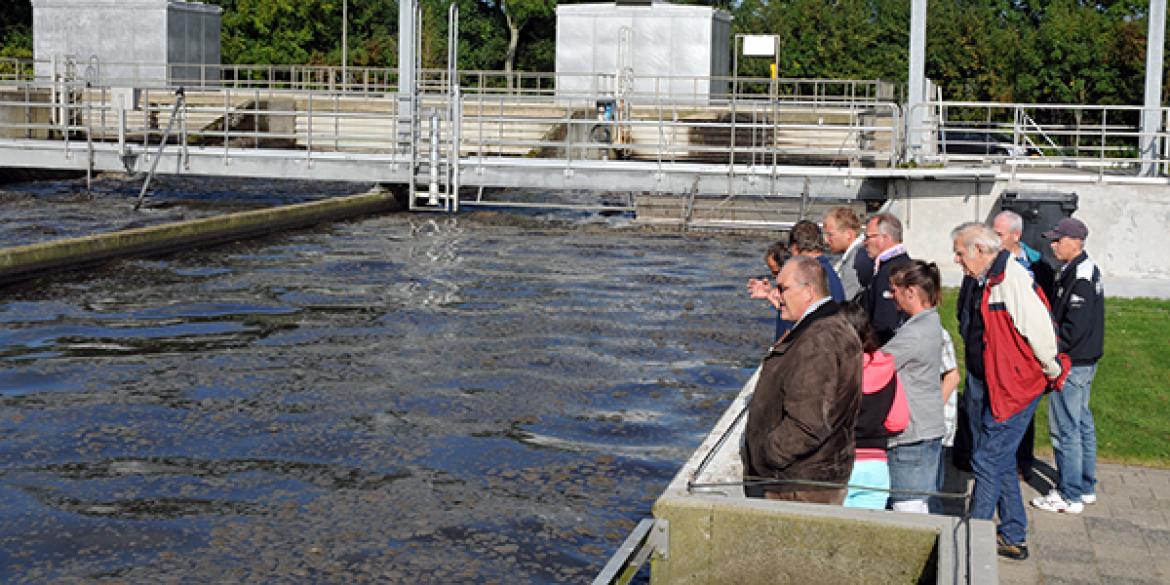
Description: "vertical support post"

(448, 1), (461, 213)
(85, 94), (93, 196)
(906, 0), (927, 163)
(398, 0), (417, 151)
(428, 109), (440, 205)
(452, 90), (461, 212)
(51, 55), (58, 126)
(118, 102), (126, 157)
(223, 88), (231, 163)
(1141, 0), (1166, 176)
(181, 93), (189, 170)
(342, 0), (348, 93)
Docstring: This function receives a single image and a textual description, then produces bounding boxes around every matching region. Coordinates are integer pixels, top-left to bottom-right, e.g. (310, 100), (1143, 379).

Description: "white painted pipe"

(428, 109), (440, 205)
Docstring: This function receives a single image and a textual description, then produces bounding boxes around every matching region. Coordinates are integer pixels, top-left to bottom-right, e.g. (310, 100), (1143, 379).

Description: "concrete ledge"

(0, 189), (402, 284)
(654, 496), (942, 584)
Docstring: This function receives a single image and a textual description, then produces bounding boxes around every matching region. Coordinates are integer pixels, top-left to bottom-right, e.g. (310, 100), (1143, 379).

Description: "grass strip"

(939, 289), (1170, 468)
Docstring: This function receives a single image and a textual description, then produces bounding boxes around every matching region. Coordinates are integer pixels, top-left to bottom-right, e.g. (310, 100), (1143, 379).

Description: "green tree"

(0, 0), (33, 59)
(479, 0), (555, 85)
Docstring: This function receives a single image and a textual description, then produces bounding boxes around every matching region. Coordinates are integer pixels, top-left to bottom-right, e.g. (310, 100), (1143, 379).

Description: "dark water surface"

(0, 182), (773, 583)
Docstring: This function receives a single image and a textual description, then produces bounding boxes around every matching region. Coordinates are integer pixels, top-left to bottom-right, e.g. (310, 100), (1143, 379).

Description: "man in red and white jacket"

(952, 221), (1068, 562)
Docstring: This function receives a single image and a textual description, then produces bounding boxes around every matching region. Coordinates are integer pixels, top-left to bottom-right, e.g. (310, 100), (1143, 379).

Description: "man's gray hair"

(869, 212), (903, 243)
(951, 221), (1003, 255)
(993, 210), (1024, 234)
(789, 255), (829, 297)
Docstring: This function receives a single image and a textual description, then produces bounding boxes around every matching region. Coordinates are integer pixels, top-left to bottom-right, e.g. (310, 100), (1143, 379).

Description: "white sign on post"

(742, 35), (777, 57)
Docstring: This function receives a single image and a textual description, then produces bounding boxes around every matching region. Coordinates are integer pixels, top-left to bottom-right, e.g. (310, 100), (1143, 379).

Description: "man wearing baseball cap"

(1032, 217), (1105, 514)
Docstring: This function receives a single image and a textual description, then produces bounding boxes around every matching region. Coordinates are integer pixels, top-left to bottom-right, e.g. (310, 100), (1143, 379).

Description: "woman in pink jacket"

(839, 302), (910, 509)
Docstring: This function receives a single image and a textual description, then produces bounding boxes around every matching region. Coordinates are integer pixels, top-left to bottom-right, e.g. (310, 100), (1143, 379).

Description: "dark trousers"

(1016, 414), (1036, 472)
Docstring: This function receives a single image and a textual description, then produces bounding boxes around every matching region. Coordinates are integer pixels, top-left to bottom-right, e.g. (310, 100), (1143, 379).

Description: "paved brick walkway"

(996, 459), (1170, 585)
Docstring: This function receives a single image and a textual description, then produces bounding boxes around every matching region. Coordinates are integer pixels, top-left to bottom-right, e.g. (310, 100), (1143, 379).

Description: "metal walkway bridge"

(3, 57), (1169, 226)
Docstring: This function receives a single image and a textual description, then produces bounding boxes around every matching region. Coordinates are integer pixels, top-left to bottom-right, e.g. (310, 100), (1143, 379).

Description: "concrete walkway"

(997, 459), (1170, 585)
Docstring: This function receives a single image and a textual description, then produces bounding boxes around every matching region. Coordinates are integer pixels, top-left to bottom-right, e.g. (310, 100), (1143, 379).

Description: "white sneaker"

(1030, 491), (1083, 514)
(1081, 493), (1097, 505)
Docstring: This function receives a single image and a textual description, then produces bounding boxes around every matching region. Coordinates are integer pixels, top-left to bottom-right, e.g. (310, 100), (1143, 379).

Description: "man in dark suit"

(862, 212), (912, 344)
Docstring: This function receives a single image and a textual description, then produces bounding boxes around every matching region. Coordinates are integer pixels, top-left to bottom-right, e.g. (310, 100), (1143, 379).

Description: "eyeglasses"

(864, 232), (886, 241)
(777, 281), (809, 294)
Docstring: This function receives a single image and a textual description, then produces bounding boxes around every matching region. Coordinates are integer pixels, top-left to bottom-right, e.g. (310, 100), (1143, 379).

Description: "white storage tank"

(556, 0), (732, 104)
(33, 0), (222, 87)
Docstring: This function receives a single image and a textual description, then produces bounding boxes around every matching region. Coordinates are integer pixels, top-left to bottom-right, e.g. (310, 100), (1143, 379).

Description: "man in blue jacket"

(1032, 217), (1105, 515)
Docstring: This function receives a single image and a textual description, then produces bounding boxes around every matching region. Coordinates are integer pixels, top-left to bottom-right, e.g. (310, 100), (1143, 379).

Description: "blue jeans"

(1048, 364), (1099, 503)
(888, 438), (942, 510)
(971, 394), (1040, 545)
(964, 374), (986, 456)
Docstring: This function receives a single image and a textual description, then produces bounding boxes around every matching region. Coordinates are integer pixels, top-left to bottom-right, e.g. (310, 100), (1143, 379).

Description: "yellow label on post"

(770, 63), (777, 79)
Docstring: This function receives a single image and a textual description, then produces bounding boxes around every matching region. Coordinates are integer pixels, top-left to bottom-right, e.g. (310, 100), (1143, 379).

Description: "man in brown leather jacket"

(743, 256), (864, 504)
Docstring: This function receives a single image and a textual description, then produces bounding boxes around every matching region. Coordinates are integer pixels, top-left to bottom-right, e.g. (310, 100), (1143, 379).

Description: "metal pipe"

(906, 0), (927, 163)
(135, 87), (185, 210)
(428, 109), (440, 205)
(1141, 0), (1166, 176)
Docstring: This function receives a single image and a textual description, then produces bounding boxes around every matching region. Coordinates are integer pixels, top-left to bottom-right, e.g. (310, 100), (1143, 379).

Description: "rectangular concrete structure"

(33, 0), (221, 86)
(556, 2), (731, 103)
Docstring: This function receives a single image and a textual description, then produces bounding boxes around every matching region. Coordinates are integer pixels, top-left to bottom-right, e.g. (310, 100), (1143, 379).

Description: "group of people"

(741, 206), (1105, 561)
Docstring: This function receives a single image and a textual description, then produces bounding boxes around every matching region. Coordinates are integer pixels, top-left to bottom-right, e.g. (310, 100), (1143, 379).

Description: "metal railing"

(0, 57), (35, 82)
(5, 71), (1168, 201)
(0, 79), (899, 169)
(1, 57), (893, 105)
(910, 101), (1170, 178)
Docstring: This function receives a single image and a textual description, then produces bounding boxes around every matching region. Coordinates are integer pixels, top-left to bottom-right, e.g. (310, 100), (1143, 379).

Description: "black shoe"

(996, 534), (1029, 561)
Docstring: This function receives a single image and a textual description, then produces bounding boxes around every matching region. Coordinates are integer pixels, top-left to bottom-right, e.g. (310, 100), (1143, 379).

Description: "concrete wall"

(652, 497), (946, 585)
(889, 177), (1170, 297)
(651, 368), (998, 585)
(33, 0), (221, 86)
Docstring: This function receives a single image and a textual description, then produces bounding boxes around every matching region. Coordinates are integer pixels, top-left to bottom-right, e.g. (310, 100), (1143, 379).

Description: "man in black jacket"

(862, 212), (912, 344)
(1031, 217), (1105, 515)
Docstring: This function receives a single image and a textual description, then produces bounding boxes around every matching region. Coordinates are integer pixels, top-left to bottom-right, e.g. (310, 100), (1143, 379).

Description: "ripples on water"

(0, 179), (775, 582)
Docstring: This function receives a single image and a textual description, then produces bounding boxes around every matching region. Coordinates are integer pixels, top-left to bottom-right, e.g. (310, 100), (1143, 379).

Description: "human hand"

(747, 278), (773, 299)
(1046, 353), (1073, 392)
(766, 286), (783, 309)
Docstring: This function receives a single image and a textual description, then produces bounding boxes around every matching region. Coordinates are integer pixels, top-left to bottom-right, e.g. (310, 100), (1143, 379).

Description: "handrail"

(907, 101), (1170, 176)
(4, 78), (1167, 201)
(593, 518), (659, 585)
(0, 83), (902, 174)
(135, 88), (185, 210)
(1, 57), (891, 103)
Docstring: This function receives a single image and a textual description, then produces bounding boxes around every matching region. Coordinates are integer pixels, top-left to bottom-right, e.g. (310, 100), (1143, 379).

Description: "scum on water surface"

(0, 177), (774, 582)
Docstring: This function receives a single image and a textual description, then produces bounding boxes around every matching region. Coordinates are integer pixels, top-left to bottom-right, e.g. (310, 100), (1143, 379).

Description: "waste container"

(998, 190), (1077, 291)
